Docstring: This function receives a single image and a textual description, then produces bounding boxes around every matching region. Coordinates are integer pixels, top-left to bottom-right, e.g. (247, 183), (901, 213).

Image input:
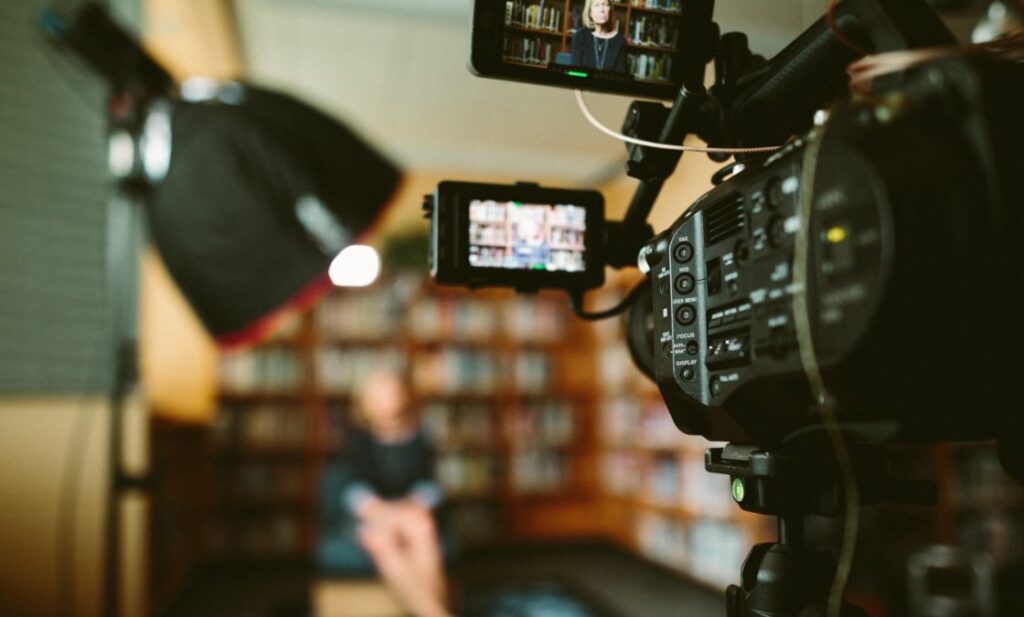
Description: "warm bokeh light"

(329, 244), (380, 287)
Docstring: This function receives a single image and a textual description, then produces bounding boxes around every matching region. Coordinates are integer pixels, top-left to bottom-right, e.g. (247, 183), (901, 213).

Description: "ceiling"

(232, 0), (836, 184)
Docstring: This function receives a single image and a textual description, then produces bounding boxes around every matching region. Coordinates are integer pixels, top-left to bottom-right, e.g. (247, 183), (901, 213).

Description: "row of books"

(506, 400), (576, 444)
(628, 51), (674, 82)
(503, 34), (556, 66)
(629, 0), (682, 14)
(600, 450), (736, 516)
(469, 246), (585, 271)
(505, 0), (563, 32)
(437, 452), (499, 494)
(423, 399), (576, 447)
(646, 454), (736, 516)
(422, 401), (499, 445)
(407, 297), (499, 342)
(315, 347), (404, 394)
(514, 350), (555, 393)
(219, 461), (305, 501)
(601, 450), (641, 496)
(407, 295), (569, 343)
(470, 221), (509, 246)
(628, 14), (678, 50)
(600, 394), (705, 450)
(549, 227), (584, 248)
(213, 404), (308, 450)
(469, 199), (510, 224)
(635, 513), (749, 588)
(511, 449), (570, 491)
(548, 204), (587, 228)
(220, 348), (305, 393)
(503, 296), (569, 343)
(208, 515), (301, 556)
(412, 348), (501, 395)
(317, 288), (403, 340)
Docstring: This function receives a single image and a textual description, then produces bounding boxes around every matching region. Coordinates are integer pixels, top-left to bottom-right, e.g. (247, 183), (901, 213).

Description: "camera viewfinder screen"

(468, 199), (587, 272)
(502, 0), (685, 84)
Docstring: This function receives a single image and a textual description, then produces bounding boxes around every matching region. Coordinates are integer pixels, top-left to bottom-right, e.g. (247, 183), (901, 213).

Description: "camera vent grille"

(703, 194), (746, 245)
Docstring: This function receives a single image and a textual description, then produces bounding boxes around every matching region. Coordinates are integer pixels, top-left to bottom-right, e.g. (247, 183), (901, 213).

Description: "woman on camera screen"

(570, 0), (628, 73)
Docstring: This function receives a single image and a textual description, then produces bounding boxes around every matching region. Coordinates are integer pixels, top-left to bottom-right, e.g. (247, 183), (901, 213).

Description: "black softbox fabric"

(146, 85), (401, 346)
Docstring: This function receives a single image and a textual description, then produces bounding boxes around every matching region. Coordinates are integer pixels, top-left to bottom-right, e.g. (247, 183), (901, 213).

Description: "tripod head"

(705, 444), (937, 617)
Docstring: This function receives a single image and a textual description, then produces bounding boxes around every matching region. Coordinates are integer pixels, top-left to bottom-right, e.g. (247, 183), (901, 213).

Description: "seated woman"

(570, 0), (628, 74)
(320, 367), (451, 617)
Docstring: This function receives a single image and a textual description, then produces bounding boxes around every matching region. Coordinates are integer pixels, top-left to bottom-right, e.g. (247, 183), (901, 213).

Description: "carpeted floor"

(166, 541), (725, 617)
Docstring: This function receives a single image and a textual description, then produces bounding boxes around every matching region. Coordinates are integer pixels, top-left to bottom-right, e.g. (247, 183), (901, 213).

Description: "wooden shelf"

(205, 272), (601, 561)
(626, 5), (682, 17)
(219, 390), (306, 402)
(214, 446), (308, 460)
(626, 40), (677, 53)
(505, 23), (565, 36)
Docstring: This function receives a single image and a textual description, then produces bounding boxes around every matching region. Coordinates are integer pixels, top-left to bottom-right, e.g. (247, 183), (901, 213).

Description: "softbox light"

(42, 2), (403, 348)
(146, 85), (401, 347)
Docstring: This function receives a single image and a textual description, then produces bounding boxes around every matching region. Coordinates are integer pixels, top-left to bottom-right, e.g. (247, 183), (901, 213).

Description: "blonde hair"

(581, 0), (616, 31)
(351, 366), (409, 428)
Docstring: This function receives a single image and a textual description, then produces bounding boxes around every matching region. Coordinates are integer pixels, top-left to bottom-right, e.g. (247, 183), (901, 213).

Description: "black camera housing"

(426, 180), (606, 293)
(469, 0), (716, 100)
(641, 55), (1024, 447)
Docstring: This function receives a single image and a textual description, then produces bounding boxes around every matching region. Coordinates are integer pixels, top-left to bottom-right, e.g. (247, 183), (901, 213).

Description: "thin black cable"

(568, 278), (647, 321)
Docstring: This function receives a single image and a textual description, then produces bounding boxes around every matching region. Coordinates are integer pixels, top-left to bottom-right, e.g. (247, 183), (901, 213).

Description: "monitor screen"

(468, 199), (587, 272)
(501, 0), (686, 85)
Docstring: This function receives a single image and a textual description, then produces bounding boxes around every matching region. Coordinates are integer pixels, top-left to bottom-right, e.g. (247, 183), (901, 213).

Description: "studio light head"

(43, 2), (403, 346)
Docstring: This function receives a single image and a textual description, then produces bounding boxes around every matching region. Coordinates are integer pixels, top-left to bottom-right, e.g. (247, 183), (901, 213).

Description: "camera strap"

(792, 119), (861, 617)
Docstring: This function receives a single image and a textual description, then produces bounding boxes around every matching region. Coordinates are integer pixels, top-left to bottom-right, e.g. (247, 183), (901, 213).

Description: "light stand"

(102, 187), (149, 617)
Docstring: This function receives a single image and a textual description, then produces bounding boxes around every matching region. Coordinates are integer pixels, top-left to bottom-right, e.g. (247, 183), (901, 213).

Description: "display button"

(674, 273), (695, 295)
(675, 304), (696, 325)
(680, 367), (695, 382)
(674, 242), (694, 263)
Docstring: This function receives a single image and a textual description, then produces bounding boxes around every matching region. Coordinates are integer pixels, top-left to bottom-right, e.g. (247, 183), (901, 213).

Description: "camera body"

(426, 181), (605, 292)
(642, 55), (1024, 446)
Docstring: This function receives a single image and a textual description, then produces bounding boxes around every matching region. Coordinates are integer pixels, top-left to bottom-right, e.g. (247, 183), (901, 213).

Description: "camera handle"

(604, 80), (711, 269)
(706, 445), (935, 617)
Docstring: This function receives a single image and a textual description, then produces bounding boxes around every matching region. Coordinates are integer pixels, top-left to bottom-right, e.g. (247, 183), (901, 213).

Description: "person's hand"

(355, 495), (389, 522)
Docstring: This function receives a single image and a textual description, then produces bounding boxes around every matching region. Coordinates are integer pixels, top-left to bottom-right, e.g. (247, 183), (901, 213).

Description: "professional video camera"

(425, 0), (1023, 614)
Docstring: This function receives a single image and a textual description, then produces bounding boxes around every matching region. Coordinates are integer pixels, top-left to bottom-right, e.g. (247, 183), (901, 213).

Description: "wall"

(0, 398), (108, 617)
(0, 1), (144, 615)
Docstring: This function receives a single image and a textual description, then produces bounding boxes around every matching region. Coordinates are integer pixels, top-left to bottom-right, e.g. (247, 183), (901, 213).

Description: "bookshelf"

(207, 273), (601, 559)
(502, 0), (684, 83)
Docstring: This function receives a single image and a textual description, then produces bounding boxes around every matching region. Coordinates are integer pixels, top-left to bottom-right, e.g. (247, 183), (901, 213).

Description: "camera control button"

(674, 273), (695, 295)
(675, 305), (696, 325)
(710, 377), (723, 397)
(767, 178), (785, 209)
(680, 367), (696, 382)
(686, 341), (699, 355)
(673, 242), (694, 263)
